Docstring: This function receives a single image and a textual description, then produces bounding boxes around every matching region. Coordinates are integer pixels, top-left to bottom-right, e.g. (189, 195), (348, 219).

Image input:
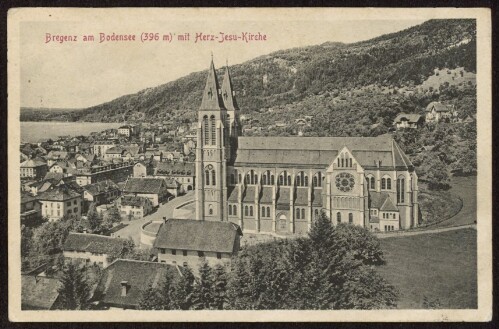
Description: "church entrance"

(277, 214), (288, 233)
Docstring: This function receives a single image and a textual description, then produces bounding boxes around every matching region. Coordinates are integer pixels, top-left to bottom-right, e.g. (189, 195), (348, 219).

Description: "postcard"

(8, 7), (492, 322)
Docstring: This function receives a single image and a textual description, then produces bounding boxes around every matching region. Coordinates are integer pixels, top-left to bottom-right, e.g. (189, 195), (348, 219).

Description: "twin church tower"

(194, 58), (420, 233)
(195, 59), (240, 221)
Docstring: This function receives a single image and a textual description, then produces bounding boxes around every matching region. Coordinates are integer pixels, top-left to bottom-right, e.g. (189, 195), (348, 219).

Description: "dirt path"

(376, 223), (476, 239)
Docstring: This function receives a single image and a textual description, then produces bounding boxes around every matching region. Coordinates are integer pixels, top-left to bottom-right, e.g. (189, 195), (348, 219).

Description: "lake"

(21, 121), (124, 143)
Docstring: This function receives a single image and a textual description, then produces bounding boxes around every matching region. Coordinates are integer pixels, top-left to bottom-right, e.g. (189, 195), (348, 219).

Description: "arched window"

(246, 173), (250, 184)
(301, 208), (305, 220)
(314, 209), (319, 218)
(296, 176), (301, 187)
(392, 213), (396, 219)
(271, 174), (275, 185)
(296, 208), (300, 219)
(254, 174), (258, 184)
(370, 177), (375, 190)
(279, 175), (284, 185)
(386, 178), (391, 190)
(304, 176), (309, 187)
(381, 178), (386, 190)
(230, 174), (235, 185)
(244, 206), (248, 216)
(287, 175), (292, 186)
(229, 205), (232, 215)
(313, 176), (318, 187)
(337, 158), (340, 167)
(205, 170), (210, 185)
(349, 158), (352, 167)
(238, 173), (242, 184)
(203, 116), (209, 145)
(209, 205), (213, 215)
(249, 206), (253, 216)
(212, 170), (216, 186)
(348, 213), (353, 224)
(267, 207), (271, 218)
(337, 212), (341, 224)
(397, 178), (405, 203)
(262, 174), (267, 185)
(233, 205), (237, 216)
(210, 115), (216, 145)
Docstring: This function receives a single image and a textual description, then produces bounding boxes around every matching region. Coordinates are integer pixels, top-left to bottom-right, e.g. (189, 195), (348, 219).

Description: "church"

(194, 59), (420, 234)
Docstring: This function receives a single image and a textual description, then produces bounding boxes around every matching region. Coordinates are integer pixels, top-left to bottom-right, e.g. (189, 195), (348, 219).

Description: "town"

(20, 61), (475, 311)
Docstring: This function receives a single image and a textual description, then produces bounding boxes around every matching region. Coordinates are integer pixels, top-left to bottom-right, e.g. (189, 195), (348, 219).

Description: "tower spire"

(221, 62), (239, 112)
(200, 57), (225, 111)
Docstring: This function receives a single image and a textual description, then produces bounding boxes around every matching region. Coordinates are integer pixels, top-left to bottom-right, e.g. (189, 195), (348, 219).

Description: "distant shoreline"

(20, 121), (124, 143)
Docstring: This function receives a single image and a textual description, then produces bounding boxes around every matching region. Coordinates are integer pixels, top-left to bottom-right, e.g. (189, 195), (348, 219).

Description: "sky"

(18, 9), (426, 109)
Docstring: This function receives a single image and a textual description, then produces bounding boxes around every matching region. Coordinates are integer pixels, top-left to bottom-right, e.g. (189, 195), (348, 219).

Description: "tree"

(138, 269), (176, 310)
(211, 264), (228, 310)
(57, 263), (90, 310)
(104, 205), (122, 227)
(425, 156), (451, 190)
(170, 266), (195, 310)
(226, 210), (398, 310)
(84, 203), (103, 233)
(191, 262), (214, 310)
(109, 238), (136, 262)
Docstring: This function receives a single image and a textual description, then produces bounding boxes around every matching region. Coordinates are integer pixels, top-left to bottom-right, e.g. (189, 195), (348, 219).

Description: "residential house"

(117, 195), (153, 220)
(118, 125), (133, 138)
(425, 102), (457, 123)
(20, 159), (48, 180)
(154, 219), (242, 268)
(122, 177), (170, 207)
(63, 233), (125, 268)
(93, 140), (117, 157)
(49, 161), (77, 177)
(155, 162), (195, 192)
(164, 151), (182, 162)
(21, 193), (42, 224)
(133, 161), (155, 178)
(37, 186), (83, 221)
(105, 146), (126, 160)
(393, 113), (424, 129)
(83, 179), (121, 211)
(183, 134), (197, 155)
(46, 151), (70, 167)
(92, 259), (178, 310)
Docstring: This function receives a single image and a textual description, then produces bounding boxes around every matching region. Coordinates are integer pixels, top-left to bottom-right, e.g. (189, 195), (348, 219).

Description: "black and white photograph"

(7, 7), (492, 322)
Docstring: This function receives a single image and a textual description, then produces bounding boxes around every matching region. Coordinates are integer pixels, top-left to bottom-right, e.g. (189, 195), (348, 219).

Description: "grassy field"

(378, 228), (477, 309)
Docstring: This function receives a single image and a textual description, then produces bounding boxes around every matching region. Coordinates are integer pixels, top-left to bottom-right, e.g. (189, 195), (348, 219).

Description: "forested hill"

(21, 19), (476, 123)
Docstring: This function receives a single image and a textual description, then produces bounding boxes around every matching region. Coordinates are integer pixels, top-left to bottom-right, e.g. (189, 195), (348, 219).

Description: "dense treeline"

(138, 212), (398, 310)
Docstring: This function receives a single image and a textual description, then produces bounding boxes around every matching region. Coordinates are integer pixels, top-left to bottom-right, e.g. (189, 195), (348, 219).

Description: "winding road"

(376, 175), (477, 239)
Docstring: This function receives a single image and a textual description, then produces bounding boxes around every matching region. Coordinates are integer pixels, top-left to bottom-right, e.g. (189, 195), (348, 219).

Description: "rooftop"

(63, 232), (125, 254)
(123, 178), (166, 194)
(154, 219), (242, 253)
(92, 259), (178, 309)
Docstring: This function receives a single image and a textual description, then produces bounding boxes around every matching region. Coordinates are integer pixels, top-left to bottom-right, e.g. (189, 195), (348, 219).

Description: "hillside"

(21, 19), (476, 124)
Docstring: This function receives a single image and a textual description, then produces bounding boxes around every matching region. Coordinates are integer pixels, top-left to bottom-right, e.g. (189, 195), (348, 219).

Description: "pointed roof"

(199, 59), (225, 111)
(221, 64), (239, 112)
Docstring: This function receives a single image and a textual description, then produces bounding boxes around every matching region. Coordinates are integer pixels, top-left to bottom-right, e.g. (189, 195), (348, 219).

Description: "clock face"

(335, 172), (355, 192)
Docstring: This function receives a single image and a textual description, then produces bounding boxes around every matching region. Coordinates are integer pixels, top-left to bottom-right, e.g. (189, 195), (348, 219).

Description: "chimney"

(121, 281), (128, 296)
